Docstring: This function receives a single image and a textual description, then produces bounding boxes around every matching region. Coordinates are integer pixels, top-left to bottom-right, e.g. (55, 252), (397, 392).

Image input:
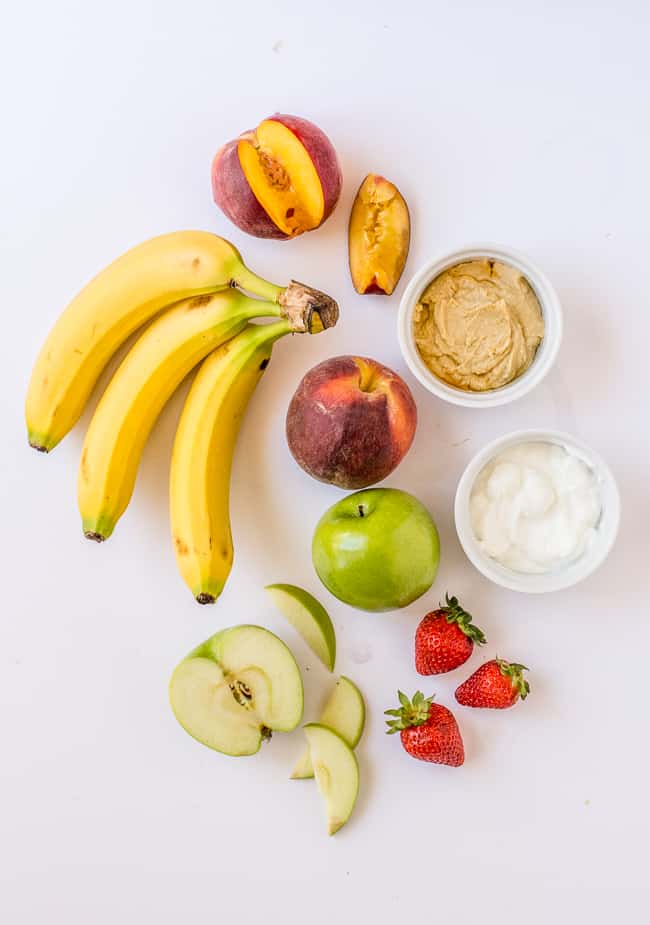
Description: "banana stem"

(235, 270), (339, 335)
(248, 318), (294, 344)
(278, 281), (339, 333)
(233, 264), (284, 303)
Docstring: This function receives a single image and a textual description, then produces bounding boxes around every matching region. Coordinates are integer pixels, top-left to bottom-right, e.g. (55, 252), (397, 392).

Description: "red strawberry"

(385, 691), (464, 766)
(455, 658), (530, 709)
(415, 594), (486, 675)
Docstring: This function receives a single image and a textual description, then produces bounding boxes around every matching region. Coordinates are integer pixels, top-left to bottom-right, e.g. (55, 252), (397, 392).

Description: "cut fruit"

(265, 583), (336, 671)
(348, 174), (410, 295)
(237, 119), (325, 237)
(169, 625), (303, 756)
(212, 114), (342, 240)
(292, 676), (365, 779)
(304, 724), (359, 836)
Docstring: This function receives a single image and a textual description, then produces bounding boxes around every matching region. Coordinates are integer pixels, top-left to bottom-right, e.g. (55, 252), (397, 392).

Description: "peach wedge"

(348, 174), (410, 295)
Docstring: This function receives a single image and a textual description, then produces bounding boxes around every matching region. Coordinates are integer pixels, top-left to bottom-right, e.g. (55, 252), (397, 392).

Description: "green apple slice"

(304, 723), (359, 835)
(265, 583), (336, 672)
(169, 624), (303, 756)
(292, 676), (365, 779)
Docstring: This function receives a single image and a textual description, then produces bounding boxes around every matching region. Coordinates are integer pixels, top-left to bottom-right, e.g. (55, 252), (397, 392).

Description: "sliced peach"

(211, 114), (341, 240)
(212, 139), (286, 239)
(348, 174), (410, 295)
(267, 114), (341, 224)
(237, 120), (324, 237)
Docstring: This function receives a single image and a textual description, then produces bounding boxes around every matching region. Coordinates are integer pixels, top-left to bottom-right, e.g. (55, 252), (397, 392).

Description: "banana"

(26, 231), (287, 453)
(169, 321), (291, 604)
(78, 285), (336, 542)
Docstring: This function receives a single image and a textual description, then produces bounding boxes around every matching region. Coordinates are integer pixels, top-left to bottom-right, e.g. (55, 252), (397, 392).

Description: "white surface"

(2, 1), (649, 922)
(398, 243), (563, 406)
(454, 430), (620, 592)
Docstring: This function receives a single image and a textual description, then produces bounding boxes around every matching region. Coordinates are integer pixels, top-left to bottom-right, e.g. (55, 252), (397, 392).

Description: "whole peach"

(286, 356), (417, 489)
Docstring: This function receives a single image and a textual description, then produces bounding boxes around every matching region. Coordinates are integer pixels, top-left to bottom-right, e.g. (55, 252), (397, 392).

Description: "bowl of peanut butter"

(397, 244), (563, 407)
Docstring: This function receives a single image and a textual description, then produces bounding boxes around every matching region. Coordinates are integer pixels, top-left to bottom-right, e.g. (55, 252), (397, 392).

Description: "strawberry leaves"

(385, 690), (435, 733)
(440, 593), (486, 645)
(496, 658), (530, 700)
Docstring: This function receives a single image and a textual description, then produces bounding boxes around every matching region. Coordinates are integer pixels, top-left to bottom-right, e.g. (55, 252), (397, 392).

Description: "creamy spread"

(469, 442), (601, 574)
(413, 259), (545, 391)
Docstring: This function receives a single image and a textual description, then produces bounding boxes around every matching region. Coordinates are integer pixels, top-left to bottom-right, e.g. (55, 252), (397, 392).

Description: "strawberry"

(455, 658), (530, 709)
(385, 691), (464, 766)
(415, 593), (486, 675)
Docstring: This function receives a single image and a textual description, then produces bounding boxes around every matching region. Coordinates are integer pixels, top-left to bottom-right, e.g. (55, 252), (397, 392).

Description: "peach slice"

(348, 174), (410, 295)
(212, 114), (342, 239)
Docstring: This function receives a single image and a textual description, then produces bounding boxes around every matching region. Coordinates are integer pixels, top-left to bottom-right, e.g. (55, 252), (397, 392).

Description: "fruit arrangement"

(27, 111), (549, 837)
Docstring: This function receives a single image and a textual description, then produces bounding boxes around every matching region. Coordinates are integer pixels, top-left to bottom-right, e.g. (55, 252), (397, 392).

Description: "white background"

(2, 1), (649, 922)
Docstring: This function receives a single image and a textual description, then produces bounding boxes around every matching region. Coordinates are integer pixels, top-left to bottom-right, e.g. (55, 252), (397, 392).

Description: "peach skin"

(286, 356), (417, 489)
(212, 114), (342, 239)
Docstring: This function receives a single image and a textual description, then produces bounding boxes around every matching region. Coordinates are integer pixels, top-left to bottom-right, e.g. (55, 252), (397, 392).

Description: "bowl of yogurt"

(397, 244), (563, 407)
(454, 430), (620, 593)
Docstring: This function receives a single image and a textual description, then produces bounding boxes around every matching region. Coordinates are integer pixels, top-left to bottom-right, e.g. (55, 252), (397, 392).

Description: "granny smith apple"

(304, 723), (359, 835)
(265, 583), (336, 671)
(292, 675), (365, 779)
(312, 488), (439, 611)
(169, 625), (303, 756)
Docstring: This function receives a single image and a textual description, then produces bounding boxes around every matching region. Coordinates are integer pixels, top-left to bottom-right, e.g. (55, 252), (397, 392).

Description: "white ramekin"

(454, 429), (620, 593)
(397, 244), (563, 407)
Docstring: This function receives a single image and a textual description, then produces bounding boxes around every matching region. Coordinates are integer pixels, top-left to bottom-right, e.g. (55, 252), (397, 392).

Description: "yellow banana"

(78, 286), (336, 542)
(26, 231), (286, 452)
(169, 321), (291, 604)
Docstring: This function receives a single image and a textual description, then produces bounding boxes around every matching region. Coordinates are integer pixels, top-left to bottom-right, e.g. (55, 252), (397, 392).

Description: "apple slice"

(292, 676), (365, 779)
(265, 583), (336, 672)
(304, 724), (359, 835)
(169, 624), (303, 756)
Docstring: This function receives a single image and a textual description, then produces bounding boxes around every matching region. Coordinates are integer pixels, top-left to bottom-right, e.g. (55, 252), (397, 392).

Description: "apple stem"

(261, 726), (273, 742)
(357, 505), (365, 517)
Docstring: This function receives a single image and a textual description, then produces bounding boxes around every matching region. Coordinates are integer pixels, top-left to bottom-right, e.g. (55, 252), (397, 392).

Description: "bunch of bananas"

(26, 230), (338, 603)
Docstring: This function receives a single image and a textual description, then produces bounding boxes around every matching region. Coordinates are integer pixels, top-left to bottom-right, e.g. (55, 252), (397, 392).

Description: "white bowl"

(454, 429), (620, 593)
(397, 243), (563, 407)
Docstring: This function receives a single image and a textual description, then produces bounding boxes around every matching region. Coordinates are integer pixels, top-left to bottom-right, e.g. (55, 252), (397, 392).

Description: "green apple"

(169, 625), (303, 756)
(265, 583), (336, 671)
(312, 487), (440, 611)
(292, 676), (365, 779)
(304, 724), (359, 835)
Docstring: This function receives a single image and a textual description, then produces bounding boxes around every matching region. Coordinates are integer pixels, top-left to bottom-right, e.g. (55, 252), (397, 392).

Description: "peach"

(286, 356), (417, 489)
(211, 114), (342, 239)
(348, 174), (410, 294)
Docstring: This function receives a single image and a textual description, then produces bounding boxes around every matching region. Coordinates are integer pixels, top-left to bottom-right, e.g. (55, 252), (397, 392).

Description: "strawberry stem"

(440, 593), (486, 645)
(496, 658), (530, 700)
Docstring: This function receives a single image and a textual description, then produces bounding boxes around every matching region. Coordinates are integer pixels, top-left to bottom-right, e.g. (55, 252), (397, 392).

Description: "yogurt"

(469, 441), (601, 574)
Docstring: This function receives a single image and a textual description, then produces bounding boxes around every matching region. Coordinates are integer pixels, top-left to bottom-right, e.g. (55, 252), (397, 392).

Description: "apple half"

(265, 583), (336, 671)
(304, 724), (359, 835)
(292, 676), (365, 779)
(169, 625), (303, 756)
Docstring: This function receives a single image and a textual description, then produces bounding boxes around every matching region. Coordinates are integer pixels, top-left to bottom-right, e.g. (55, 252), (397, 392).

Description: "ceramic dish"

(397, 243), (563, 408)
(454, 429), (620, 593)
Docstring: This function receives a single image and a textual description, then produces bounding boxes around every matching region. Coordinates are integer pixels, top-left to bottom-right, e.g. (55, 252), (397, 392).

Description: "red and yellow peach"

(286, 356), (417, 489)
(212, 114), (342, 239)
